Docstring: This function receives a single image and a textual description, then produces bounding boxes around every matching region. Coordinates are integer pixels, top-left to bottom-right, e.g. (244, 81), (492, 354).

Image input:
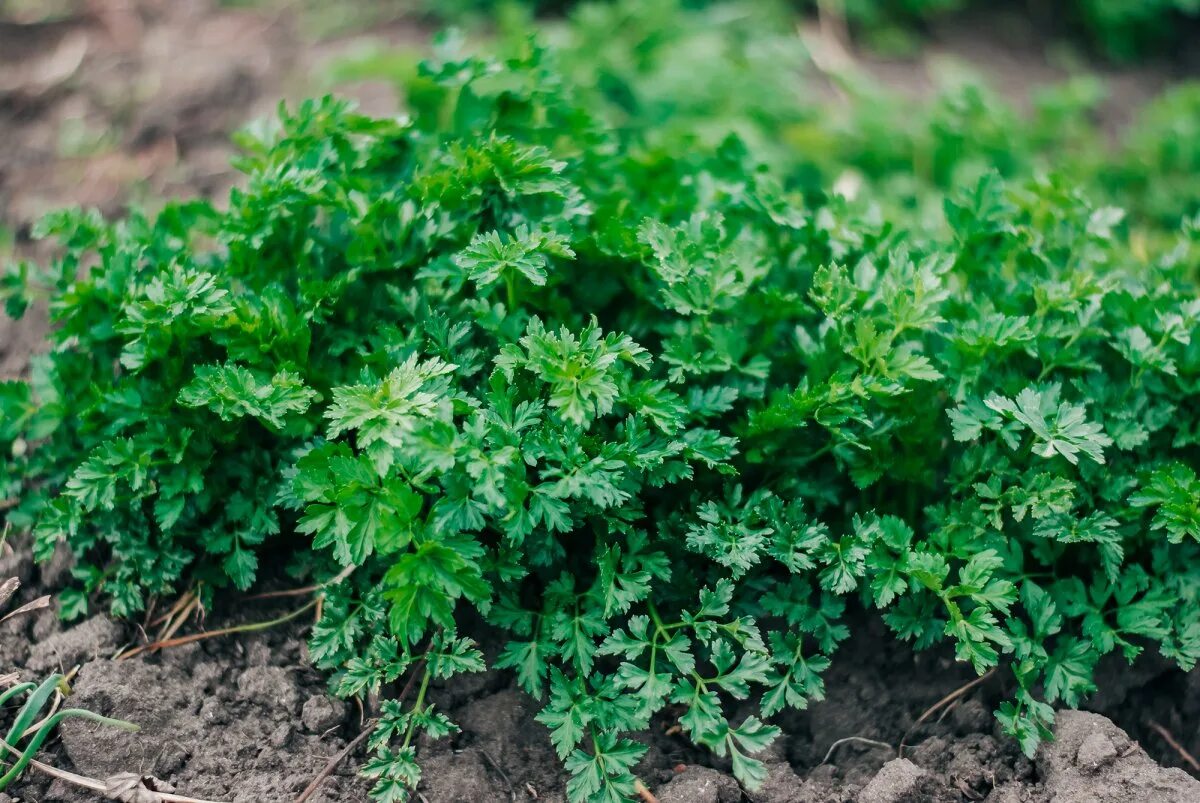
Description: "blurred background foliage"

(316, 0), (1200, 237)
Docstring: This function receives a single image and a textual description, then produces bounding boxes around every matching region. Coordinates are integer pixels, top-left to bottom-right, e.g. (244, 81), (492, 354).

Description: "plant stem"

(646, 599), (669, 640)
(120, 597), (319, 659)
(4, 675), (62, 747)
(0, 683), (34, 710)
(400, 665), (433, 750)
(245, 564), (356, 600)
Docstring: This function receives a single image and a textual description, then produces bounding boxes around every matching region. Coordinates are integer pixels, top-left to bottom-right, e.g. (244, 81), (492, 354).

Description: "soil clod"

(1037, 710), (1200, 803)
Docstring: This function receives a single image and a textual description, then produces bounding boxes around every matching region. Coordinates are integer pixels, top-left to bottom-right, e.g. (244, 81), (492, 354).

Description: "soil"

(0, 0), (416, 380)
(2, 2), (1199, 802)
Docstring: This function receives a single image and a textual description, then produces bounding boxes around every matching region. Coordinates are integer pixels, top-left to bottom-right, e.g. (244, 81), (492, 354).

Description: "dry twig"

(292, 720), (377, 803)
(246, 565), (356, 601)
(293, 655), (428, 803)
(479, 748), (516, 801)
(899, 669), (996, 755)
(148, 591), (197, 630)
(0, 595), (51, 625)
(119, 598), (318, 660)
(1148, 721), (1200, 773)
(820, 735), (896, 765)
(156, 594), (201, 643)
(633, 778), (659, 803)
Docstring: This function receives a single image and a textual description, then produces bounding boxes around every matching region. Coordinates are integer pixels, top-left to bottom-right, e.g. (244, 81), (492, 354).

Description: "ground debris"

(1037, 711), (1200, 803)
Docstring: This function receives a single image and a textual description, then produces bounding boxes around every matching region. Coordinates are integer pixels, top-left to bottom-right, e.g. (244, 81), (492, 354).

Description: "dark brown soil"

(3, 2), (1199, 802)
(0, 0), (288, 379)
(0, 0), (414, 380)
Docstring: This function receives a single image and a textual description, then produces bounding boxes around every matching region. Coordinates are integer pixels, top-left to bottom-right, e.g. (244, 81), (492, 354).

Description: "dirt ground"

(0, 0), (415, 379)
(2, 2), (1199, 802)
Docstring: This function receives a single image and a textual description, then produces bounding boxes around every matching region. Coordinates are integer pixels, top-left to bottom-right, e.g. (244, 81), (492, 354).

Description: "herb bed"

(2, 2), (1200, 802)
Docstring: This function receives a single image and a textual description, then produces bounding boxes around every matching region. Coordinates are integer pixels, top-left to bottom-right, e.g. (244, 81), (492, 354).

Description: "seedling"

(0, 674), (138, 790)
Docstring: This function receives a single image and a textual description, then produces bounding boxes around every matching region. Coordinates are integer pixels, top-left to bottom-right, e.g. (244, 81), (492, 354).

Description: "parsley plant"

(3, 4), (1200, 801)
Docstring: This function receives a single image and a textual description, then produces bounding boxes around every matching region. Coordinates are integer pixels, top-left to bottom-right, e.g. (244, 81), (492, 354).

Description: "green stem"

(646, 599), (669, 641)
(400, 665), (433, 750)
(1037, 326), (1086, 381)
(4, 676), (62, 746)
(797, 441), (834, 467)
(1128, 329), (1172, 391)
(153, 597), (319, 648)
(0, 684), (35, 710)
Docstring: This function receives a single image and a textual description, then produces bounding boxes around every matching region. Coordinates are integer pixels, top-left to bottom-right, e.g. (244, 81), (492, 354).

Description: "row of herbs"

(2, 2), (1199, 800)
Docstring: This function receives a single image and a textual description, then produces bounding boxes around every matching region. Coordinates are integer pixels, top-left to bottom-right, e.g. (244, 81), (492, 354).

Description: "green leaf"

(1130, 463), (1200, 544)
(452, 226), (574, 291)
(179, 363), (318, 429)
(496, 317), (650, 427)
(984, 386), (1113, 465)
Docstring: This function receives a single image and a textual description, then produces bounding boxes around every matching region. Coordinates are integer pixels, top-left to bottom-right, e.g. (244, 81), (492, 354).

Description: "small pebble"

(301, 695), (344, 733)
(1075, 730), (1118, 771)
(269, 722), (292, 749)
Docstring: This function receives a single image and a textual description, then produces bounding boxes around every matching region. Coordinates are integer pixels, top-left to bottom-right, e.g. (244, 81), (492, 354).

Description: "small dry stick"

(479, 748), (516, 801)
(935, 698), (960, 725)
(0, 577), (17, 608)
(156, 594), (200, 644)
(899, 669), (996, 755)
(119, 598), (318, 660)
(1148, 721), (1200, 773)
(820, 736), (896, 765)
(247, 565), (357, 601)
(293, 655), (428, 803)
(633, 778), (659, 803)
(141, 596), (159, 631)
(0, 594), (51, 624)
(292, 720), (377, 803)
(148, 591), (197, 630)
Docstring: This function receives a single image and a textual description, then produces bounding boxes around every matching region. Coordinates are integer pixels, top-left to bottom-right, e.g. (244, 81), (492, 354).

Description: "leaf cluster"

(3, 3), (1200, 802)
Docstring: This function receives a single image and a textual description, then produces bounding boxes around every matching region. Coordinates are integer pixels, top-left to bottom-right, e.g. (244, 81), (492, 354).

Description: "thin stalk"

(121, 597), (318, 659)
(505, 272), (517, 311)
(245, 564), (356, 601)
(400, 666), (433, 750)
(0, 683), (35, 710)
(292, 720), (377, 803)
(646, 599), (669, 640)
(4, 675), (63, 746)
